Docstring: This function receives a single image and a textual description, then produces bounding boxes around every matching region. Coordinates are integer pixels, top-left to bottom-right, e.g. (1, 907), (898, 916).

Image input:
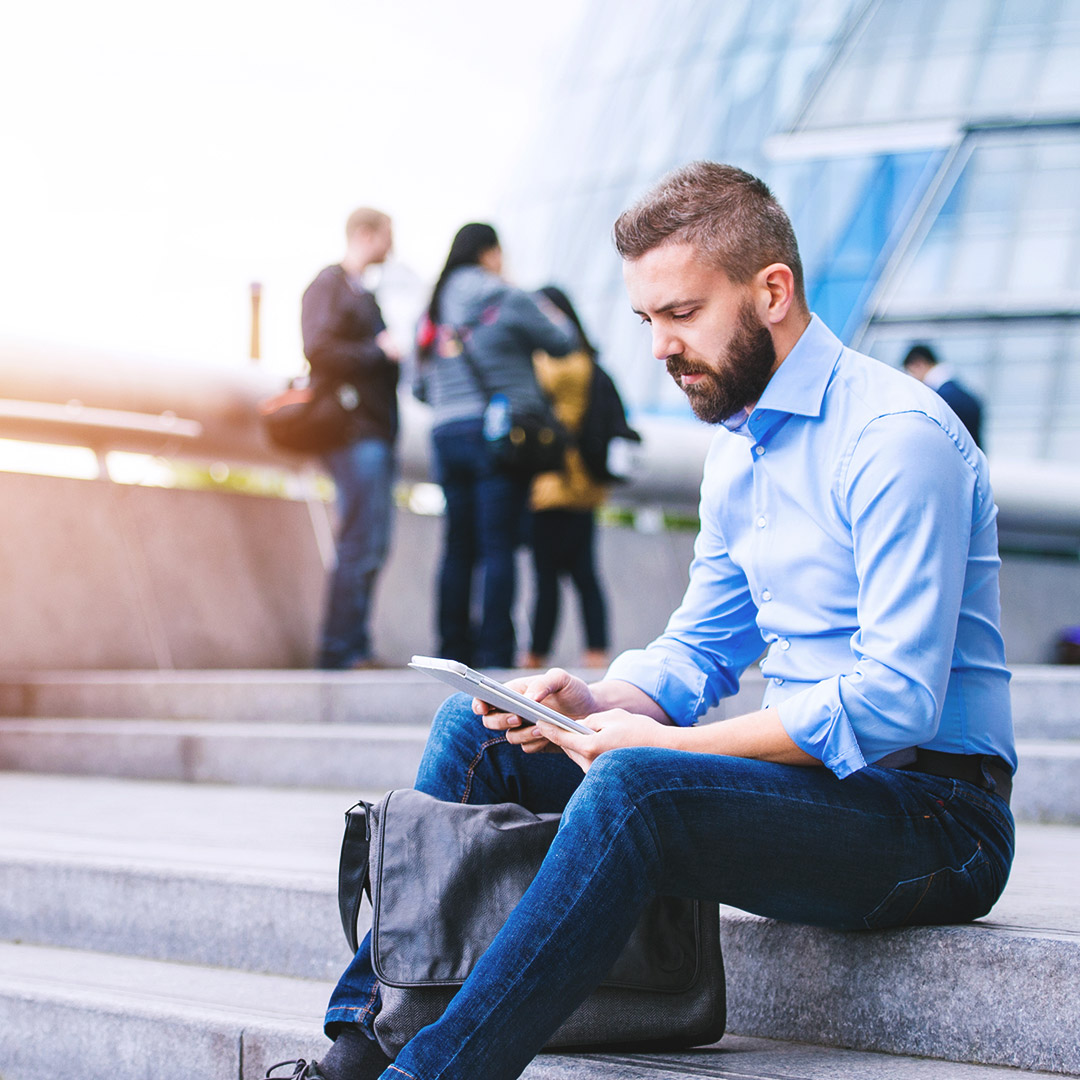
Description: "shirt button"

(757, 516), (767, 528)
(761, 589), (772, 602)
(779, 639), (791, 651)
(774, 678), (785, 686)
(754, 445), (766, 457)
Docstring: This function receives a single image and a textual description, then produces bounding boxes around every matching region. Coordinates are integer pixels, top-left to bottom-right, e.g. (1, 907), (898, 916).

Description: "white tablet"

(408, 655), (594, 736)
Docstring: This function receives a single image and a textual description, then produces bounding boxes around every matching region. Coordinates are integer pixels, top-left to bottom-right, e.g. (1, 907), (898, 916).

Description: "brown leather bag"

(259, 379), (357, 454)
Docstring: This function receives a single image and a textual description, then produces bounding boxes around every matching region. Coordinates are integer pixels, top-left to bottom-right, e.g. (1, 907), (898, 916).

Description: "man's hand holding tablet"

(408, 656), (597, 736)
(408, 657), (677, 773)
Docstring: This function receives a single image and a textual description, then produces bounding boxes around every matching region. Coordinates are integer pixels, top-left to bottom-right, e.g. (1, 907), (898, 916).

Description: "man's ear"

(755, 263), (796, 325)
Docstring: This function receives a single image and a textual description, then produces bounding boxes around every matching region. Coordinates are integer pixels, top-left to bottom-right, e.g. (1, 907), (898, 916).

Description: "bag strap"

(338, 800), (373, 953)
(451, 319), (496, 404)
(452, 311), (561, 421)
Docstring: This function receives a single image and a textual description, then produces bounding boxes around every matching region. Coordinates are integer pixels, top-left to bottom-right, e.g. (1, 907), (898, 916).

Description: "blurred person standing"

(523, 286), (640, 670)
(902, 343), (983, 448)
(302, 208), (401, 670)
(414, 224), (575, 668)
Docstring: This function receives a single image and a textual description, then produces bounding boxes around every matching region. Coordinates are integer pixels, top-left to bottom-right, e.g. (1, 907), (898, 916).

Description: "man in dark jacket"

(902, 343), (984, 448)
(302, 208), (400, 669)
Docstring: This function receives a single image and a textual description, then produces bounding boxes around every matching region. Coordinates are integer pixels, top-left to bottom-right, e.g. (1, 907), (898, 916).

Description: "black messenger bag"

(338, 788), (726, 1059)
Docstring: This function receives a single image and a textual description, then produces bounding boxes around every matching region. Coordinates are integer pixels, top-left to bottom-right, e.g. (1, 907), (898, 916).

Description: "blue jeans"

(318, 437), (396, 669)
(432, 420), (530, 668)
(326, 694), (1014, 1080)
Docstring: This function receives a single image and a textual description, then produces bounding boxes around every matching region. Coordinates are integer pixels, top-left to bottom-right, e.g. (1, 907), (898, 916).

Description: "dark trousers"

(529, 509), (607, 655)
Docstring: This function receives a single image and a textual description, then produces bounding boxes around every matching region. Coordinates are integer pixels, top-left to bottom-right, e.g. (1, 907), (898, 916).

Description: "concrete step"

(1, 665), (1076, 737)
(0, 715), (1073, 824)
(0, 940), (331, 1080)
(0, 774), (365, 981)
(0, 942), (1073, 1080)
(1008, 665), (1080, 738)
(1012, 739), (1080, 823)
(0, 718), (429, 789)
(0, 668), (496, 725)
(1, 774), (1078, 1074)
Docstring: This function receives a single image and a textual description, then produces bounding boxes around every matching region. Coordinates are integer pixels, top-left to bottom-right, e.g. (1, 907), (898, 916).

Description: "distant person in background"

(302, 208), (401, 670)
(414, 224), (575, 668)
(1054, 625), (1080, 664)
(902, 343), (983, 448)
(523, 285), (640, 670)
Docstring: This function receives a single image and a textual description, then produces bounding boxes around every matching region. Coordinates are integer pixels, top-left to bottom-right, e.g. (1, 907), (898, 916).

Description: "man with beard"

(273, 164), (1016, 1080)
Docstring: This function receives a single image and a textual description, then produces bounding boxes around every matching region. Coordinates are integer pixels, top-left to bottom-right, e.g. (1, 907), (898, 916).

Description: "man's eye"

(638, 315), (651, 326)
(673, 310), (694, 321)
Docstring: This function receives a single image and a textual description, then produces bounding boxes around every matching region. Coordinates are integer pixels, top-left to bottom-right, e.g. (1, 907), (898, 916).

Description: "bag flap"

(371, 790), (559, 986)
(369, 789), (703, 993)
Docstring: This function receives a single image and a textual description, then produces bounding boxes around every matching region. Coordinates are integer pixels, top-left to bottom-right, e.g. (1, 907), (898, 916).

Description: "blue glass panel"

(883, 129), (1080, 314)
(971, 44), (1042, 113)
(936, 0), (995, 38)
(1034, 42), (1080, 111)
(804, 150), (944, 340)
(799, 0), (1080, 125)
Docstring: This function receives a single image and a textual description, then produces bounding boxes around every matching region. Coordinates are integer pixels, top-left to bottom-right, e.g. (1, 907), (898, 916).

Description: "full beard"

(666, 301), (777, 425)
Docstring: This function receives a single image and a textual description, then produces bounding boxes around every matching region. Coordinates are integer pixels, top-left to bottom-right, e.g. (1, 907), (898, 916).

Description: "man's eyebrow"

(631, 297), (705, 316)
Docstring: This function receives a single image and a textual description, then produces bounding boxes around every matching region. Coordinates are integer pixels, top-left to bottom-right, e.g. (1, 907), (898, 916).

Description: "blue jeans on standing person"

(318, 437), (396, 670)
(432, 419), (530, 668)
(324, 693), (1015, 1080)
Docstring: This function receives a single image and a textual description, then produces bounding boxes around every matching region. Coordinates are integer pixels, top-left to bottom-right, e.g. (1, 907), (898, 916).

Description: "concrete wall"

(0, 470), (1075, 670)
(0, 473), (324, 670)
(998, 551), (1080, 666)
(0, 471), (694, 671)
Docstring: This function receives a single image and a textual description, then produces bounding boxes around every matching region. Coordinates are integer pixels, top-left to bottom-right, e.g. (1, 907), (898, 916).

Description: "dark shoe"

(264, 1061), (327, 1079)
(349, 656), (391, 671)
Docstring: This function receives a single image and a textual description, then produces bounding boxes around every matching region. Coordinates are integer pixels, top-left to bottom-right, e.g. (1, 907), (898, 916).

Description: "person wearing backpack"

(523, 286), (641, 670)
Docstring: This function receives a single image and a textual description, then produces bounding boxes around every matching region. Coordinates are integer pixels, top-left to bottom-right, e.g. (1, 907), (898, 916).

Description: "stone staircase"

(0, 666), (1078, 1079)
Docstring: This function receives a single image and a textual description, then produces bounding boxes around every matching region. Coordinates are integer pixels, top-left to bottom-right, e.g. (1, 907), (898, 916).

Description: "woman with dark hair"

(415, 223), (576, 668)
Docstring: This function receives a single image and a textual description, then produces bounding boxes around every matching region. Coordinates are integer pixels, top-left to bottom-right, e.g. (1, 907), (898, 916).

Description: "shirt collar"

(751, 313), (842, 421)
(721, 406), (754, 438)
(923, 364), (951, 391)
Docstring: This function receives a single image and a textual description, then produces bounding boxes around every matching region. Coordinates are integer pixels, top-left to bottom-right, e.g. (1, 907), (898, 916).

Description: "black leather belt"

(892, 748), (1013, 804)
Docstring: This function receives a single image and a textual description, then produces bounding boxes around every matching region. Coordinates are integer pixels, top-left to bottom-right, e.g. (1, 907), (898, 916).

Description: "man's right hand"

(376, 329), (402, 362)
(475, 668), (599, 752)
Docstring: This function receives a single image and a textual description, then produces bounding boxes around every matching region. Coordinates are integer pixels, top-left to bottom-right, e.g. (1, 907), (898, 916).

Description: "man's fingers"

(474, 698), (524, 730)
(535, 720), (590, 751)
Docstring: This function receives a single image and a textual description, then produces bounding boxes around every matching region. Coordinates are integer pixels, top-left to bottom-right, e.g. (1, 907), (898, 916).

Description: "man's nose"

(651, 324), (681, 361)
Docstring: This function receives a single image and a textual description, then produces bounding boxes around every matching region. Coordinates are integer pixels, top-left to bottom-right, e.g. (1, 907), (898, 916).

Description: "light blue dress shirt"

(608, 315), (1015, 779)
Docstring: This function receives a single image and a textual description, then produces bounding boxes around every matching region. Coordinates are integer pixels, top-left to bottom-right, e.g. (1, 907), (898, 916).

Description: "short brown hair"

(613, 162), (806, 307)
(345, 207), (391, 239)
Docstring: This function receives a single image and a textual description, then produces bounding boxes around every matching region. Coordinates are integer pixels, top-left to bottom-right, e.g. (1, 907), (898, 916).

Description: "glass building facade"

(500, 0), (1080, 463)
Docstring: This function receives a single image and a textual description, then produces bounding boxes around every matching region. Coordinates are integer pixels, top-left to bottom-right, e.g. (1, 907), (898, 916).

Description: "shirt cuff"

(605, 648), (711, 727)
(776, 677), (867, 778)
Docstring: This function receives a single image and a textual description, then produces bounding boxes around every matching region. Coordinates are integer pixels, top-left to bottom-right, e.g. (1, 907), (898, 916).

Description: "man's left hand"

(536, 710), (672, 773)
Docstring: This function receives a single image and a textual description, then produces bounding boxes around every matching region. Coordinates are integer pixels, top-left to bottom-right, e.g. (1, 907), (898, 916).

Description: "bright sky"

(1, 0), (584, 375)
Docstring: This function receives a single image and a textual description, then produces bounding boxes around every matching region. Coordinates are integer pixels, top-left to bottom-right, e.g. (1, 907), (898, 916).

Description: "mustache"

(666, 355), (712, 379)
